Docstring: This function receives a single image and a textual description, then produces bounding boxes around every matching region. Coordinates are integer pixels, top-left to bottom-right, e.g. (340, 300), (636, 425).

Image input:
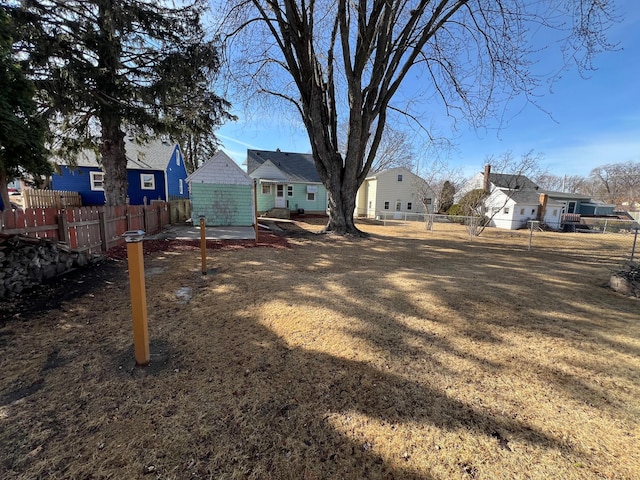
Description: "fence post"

(99, 210), (108, 252)
(58, 208), (69, 244)
(632, 228), (639, 262)
(528, 221), (535, 250)
(123, 230), (149, 366)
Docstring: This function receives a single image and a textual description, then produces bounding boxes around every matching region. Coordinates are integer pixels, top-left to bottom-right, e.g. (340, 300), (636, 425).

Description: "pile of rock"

(0, 234), (99, 298)
(609, 263), (640, 298)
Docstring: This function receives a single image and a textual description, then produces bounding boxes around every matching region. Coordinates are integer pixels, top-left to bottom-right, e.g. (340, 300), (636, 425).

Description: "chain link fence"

(372, 212), (640, 262)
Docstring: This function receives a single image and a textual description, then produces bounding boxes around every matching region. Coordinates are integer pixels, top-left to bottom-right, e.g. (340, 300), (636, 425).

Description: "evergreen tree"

(0, 8), (50, 211)
(10, 0), (232, 205)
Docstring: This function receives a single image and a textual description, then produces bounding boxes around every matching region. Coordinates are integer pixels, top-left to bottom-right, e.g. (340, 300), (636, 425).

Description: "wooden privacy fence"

(23, 189), (82, 209)
(1, 202), (172, 253)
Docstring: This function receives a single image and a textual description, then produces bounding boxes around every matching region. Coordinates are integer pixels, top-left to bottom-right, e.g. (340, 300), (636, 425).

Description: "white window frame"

(90, 171), (105, 191)
(307, 192), (316, 201)
(384, 201), (390, 210)
(179, 179), (184, 195)
(397, 174), (403, 182)
(176, 151), (181, 166)
(262, 184), (272, 195)
(141, 173), (155, 190)
(504, 206), (510, 214)
(287, 184), (294, 197)
(395, 200), (402, 211)
(407, 202), (412, 211)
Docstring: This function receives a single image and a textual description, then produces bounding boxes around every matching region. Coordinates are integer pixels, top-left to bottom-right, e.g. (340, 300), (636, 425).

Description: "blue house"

(51, 139), (189, 205)
(247, 149), (328, 216)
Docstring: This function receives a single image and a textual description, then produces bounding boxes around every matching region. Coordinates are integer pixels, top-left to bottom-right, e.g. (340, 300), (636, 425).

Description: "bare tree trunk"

(323, 163), (360, 234)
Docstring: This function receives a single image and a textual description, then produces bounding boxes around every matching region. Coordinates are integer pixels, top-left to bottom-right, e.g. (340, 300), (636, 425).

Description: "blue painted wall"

(127, 169), (165, 205)
(52, 166), (106, 205)
(51, 144), (188, 205)
(165, 146), (189, 199)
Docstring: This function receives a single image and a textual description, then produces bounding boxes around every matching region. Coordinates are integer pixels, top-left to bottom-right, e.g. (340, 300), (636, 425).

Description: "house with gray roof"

(51, 138), (188, 205)
(457, 165), (616, 229)
(246, 149), (328, 216)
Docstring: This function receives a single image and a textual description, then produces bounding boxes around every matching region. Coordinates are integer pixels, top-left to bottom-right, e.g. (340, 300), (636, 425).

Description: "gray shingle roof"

(54, 139), (178, 171)
(247, 149), (321, 183)
(489, 173), (539, 191)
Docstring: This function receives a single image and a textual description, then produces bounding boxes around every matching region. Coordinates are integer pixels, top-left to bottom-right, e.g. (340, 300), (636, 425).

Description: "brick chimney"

(538, 193), (548, 222)
(483, 164), (491, 193)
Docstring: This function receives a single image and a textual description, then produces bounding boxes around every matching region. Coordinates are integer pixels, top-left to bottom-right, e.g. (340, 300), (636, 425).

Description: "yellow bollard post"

(123, 230), (150, 366)
(200, 215), (207, 275)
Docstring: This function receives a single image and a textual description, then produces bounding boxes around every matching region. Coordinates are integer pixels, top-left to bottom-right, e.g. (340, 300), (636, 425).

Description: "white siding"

(357, 167), (432, 218)
(248, 161), (287, 182)
(187, 151), (253, 186)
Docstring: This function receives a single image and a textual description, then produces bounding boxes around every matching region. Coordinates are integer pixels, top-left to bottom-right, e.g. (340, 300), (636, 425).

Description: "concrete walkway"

(147, 224), (257, 241)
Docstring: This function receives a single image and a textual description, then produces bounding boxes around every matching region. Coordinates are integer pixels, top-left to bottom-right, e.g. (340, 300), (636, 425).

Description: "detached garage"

(186, 151), (255, 226)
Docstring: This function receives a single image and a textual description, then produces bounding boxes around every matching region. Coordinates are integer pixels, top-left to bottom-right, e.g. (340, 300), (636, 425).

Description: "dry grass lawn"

(1, 219), (639, 479)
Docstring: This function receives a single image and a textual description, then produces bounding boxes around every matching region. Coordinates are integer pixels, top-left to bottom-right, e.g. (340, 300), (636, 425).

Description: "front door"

(275, 184), (286, 208)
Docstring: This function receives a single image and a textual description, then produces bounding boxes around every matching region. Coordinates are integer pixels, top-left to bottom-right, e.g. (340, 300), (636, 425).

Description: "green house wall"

(256, 182), (327, 213)
(191, 183), (254, 226)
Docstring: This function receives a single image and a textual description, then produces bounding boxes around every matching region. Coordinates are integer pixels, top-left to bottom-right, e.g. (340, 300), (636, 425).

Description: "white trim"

(141, 173), (155, 190)
(90, 171), (105, 191)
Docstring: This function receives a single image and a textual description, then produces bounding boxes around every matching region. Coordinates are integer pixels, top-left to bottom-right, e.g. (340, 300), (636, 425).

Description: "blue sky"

(216, 1), (640, 179)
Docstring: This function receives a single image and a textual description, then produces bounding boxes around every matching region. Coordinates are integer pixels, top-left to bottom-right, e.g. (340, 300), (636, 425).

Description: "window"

(397, 174), (403, 182)
(141, 173), (155, 190)
(287, 185), (294, 197)
(531, 209), (536, 215)
(176, 151), (181, 166)
(567, 201), (576, 214)
(407, 202), (412, 210)
(395, 201), (402, 211)
(262, 184), (271, 195)
(552, 209), (558, 216)
(520, 208), (525, 215)
(179, 179), (183, 195)
(90, 171), (105, 191)
(306, 185), (318, 201)
(425, 198), (432, 205)
(504, 207), (510, 214)
(384, 201), (390, 210)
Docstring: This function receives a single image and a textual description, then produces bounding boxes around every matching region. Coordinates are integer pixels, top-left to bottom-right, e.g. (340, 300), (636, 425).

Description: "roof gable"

(247, 149), (321, 183)
(187, 151), (252, 186)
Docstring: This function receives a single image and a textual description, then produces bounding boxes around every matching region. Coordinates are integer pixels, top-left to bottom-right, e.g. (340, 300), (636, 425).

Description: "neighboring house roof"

(247, 149), (321, 183)
(54, 138), (179, 171)
(187, 151), (252, 186)
(364, 166), (422, 181)
(540, 190), (593, 201)
(488, 172), (540, 191)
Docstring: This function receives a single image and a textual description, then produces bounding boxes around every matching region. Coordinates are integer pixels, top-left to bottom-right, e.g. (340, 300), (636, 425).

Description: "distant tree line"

(533, 161), (640, 211)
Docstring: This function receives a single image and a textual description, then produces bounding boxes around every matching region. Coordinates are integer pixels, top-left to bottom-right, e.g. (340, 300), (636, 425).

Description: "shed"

(186, 151), (255, 226)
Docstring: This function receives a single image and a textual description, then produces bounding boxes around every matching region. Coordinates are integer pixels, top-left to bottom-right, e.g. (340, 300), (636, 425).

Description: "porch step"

(262, 208), (290, 219)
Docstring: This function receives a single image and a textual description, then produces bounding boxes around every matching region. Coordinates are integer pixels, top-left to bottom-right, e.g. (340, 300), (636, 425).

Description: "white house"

(355, 167), (435, 219)
(457, 166), (562, 230)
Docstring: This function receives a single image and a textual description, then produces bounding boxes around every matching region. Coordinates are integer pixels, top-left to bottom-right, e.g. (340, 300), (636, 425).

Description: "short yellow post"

(199, 215), (207, 275)
(123, 230), (150, 366)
